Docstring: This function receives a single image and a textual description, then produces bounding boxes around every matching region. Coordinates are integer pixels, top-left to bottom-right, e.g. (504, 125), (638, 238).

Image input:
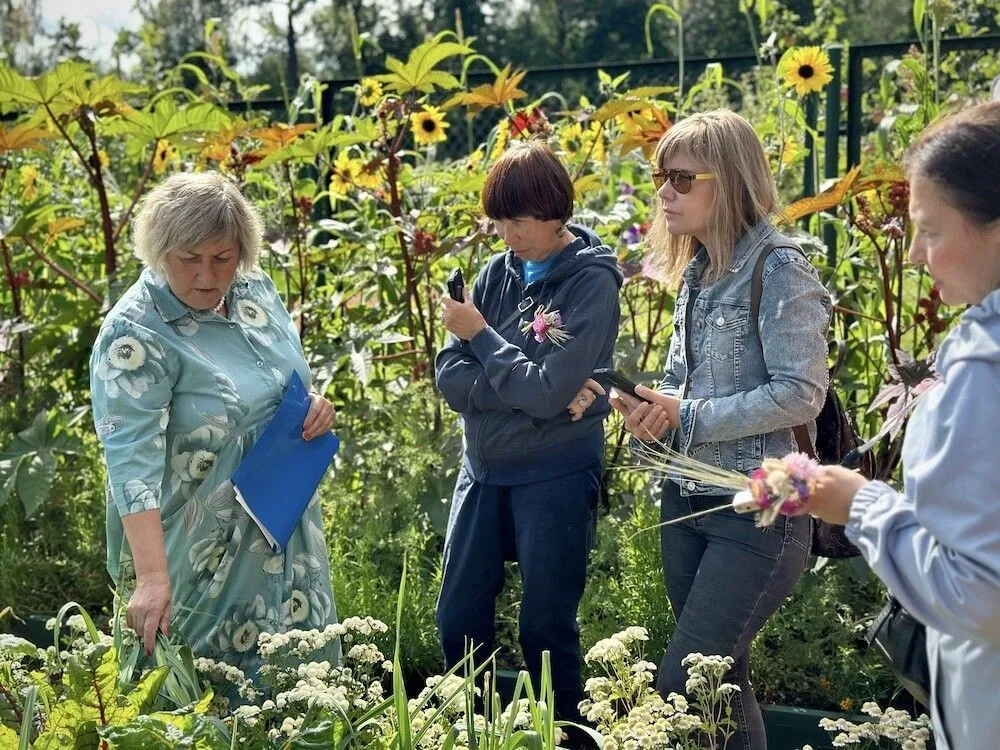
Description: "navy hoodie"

(435, 224), (623, 485)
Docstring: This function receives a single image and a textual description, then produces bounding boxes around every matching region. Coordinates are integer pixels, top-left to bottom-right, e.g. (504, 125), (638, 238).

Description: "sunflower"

(355, 157), (383, 190)
(152, 139), (179, 174)
(559, 121), (605, 161)
(358, 78), (383, 108)
(412, 105), (449, 147)
(779, 46), (834, 96)
(329, 150), (361, 199)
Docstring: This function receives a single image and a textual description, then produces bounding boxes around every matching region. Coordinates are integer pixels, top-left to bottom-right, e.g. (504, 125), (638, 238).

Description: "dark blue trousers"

(436, 463), (601, 721)
(658, 480), (812, 750)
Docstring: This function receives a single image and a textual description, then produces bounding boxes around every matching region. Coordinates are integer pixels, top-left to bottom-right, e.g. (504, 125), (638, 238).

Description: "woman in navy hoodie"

(435, 138), (622, 723)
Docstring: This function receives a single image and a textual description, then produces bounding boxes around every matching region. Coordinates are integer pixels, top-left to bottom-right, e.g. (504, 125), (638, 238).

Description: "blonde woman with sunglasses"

(611, 110), (831, 750)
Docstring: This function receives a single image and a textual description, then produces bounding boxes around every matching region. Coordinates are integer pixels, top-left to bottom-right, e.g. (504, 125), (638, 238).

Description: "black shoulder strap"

(748, 241), (815, 458)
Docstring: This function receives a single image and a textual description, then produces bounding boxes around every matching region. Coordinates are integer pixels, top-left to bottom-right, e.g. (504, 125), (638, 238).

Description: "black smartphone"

(447, 267), (465, 302)
(591, 368), (651, 402)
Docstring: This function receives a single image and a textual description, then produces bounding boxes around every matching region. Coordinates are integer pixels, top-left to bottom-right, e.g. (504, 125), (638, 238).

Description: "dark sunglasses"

(652, 168), (716, 194)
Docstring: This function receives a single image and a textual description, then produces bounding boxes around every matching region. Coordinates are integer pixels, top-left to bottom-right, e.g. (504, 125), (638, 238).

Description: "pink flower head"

(748, 468), (772, 508)
(532, 314), (549, 342)
(782, 452), (820, 482)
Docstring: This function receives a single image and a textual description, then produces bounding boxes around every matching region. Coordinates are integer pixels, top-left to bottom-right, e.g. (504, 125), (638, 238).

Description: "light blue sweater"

(848, 287), (1000, 749)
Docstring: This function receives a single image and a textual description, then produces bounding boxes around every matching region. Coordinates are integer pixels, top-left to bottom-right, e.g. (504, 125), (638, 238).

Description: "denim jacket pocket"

(737, 432), (764, 473)
(706, 302), (750, 394)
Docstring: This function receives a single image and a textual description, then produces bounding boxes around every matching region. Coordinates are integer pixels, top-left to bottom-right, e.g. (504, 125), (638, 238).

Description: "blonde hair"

(648, 109), (779, 286)
(132, 171), (263, 276)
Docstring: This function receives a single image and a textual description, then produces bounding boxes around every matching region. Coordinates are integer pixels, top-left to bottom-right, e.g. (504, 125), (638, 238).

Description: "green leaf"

(113, 100), (232, 142)
(15, 450), (55, 518)
(0, 454), (24, 509)
(374, 32), (472, 94)
(0, 723), (17, 746)
(0, 60), (93, 108)
(100, 713), (230, 749)
(281, 720), (339, 749)
(350, 345), (373, 387)
(913, 0), (927, 39)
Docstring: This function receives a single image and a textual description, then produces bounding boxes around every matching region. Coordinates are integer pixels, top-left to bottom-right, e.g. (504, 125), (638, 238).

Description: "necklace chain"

(212, 296), (226, 314)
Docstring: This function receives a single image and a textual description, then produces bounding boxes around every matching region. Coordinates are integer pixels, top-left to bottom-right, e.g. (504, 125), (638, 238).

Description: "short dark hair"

(904, 101), (1000, 227)
(482, 139), (574, 223)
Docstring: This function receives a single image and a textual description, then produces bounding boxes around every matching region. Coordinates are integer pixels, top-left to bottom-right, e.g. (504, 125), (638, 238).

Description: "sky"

(35, 0), (294, 68)
(38, 0), (142, 61)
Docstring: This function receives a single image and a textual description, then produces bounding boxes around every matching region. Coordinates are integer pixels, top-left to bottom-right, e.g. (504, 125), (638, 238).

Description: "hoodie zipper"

(473, 272), (535, 476)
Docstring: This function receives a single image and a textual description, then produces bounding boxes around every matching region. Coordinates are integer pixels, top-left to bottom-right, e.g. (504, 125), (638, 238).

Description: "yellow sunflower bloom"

(355, 158), (383, 190)
(781, 137), (802, 166)
(330, 151), (361, 199)
(780, 46), (835, 96)
(412, 105), (449, 148)
(19, 164), (38, 200)
(559, 121), (604, 161)
(559, 122), (584, 155)
(153, 139), (179, 174)
(358, 78), (383, 108)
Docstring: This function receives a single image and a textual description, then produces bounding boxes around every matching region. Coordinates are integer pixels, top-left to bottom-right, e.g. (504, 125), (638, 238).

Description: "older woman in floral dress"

(91, 171), (338, 679)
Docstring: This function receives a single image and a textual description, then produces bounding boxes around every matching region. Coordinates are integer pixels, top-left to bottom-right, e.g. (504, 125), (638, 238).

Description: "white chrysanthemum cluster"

(818, 702), (932, 749)
(193, 656), (261, 701)
(580, 632), (742, 750)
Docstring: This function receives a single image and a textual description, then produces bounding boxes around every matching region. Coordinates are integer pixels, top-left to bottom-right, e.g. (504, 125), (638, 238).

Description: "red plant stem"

(0, 681), (24, 725)
(92, 673), (108, 750)
(23, 238), (102, 305)
(0, 191), (27, 389)
(112, 142), (158, 244)
(282, 162), (308, 338)
(46, 103), (117, 279)
(572, 121), (606, 183)
(373, 348), (417, 362)
(853, 222), (900, 362)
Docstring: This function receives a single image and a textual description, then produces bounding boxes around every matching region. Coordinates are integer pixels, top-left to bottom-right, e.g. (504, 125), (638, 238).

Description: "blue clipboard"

(232, 371), (339, 552)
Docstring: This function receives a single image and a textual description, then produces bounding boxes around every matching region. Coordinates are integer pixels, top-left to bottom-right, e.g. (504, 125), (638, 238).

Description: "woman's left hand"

(303, 393), (336, 440)
(567, 378), (606, 422)
(441, 297), (488, 341)
(806, 465), (870, 525)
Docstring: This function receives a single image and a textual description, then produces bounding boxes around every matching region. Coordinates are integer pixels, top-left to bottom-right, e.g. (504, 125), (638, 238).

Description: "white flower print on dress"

(122, 479), (160, 514)
(96, 329), (168, 399)
(170, 425), (226, 500)
(152, 408), (170, 451)
(189, 530), (227, 576)
(235, 299), (275, 348)
(208, 595), (278, 661)
(250, 537), (285, 575)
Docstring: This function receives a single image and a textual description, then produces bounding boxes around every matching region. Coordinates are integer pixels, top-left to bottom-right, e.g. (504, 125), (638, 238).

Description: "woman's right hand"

(609, 387), (675, 443)
(128, 571), (172, 655)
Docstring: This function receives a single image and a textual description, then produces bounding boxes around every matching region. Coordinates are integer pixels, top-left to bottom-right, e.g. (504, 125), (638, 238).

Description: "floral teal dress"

(91, 268), (338, 675)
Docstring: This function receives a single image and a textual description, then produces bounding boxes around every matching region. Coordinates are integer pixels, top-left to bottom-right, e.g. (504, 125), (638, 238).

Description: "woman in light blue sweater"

(809, 101), (1000, 749)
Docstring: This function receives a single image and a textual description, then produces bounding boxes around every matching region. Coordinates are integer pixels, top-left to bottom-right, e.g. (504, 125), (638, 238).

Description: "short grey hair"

(132, 171), (263, 276)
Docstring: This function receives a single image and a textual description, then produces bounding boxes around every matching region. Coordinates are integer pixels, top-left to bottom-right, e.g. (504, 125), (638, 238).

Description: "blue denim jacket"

(650, 220), (831, 496)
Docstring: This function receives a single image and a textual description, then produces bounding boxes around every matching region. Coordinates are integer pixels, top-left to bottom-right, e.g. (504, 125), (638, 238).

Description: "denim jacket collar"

(727, 218), (775, 274)
(679, 219), (776, 287)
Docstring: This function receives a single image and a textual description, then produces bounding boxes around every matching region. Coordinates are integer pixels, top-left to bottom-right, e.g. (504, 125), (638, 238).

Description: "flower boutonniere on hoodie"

(522, 302), (572, 347)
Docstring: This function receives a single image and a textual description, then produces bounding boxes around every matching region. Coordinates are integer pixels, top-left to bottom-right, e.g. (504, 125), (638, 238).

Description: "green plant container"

(764, 704), (859, 750)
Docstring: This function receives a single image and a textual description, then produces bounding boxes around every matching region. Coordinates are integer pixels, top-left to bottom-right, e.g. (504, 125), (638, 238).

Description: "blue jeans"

(436, 463), (600, 721)
(658, 480), (811, 750)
